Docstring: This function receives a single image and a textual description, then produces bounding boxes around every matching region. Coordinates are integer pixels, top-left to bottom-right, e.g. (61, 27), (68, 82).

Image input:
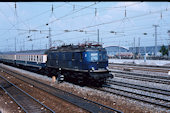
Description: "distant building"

(104, 46), (129, 57)
(105, 45), (169, 58)
(115, 52), (133, 58)
(129, 45), (168, 56)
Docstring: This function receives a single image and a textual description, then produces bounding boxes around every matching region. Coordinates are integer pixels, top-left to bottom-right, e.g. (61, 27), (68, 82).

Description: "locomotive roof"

(49, 44), (106, 52)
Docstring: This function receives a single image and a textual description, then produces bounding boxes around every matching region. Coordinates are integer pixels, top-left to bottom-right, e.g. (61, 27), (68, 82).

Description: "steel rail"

(109, 69), (170, 80)
(109, 62), (170, 69)
(0, 66), (123, 113)
(107, 80), (170, 96)
(97, 85), (170, 109)
(0, 74), (55, 113)
(113, 73), (170, 84)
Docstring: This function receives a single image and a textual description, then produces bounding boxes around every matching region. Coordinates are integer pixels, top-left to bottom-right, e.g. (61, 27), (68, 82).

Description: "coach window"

(31, 55), (32, 61)
(37, 55), (39, 61)
(40, 55), (43, 62)
(33, 55), (35, 61)
(41, 56), (43, 62)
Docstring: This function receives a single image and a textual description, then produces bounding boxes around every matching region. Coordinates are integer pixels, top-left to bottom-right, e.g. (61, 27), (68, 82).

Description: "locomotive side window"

(72, 53), (75, 60)
(56, 54), (58, 59)
(63, 53), (65, 60)
(99, 54), (102, 61)
(80, 53), (83, 60)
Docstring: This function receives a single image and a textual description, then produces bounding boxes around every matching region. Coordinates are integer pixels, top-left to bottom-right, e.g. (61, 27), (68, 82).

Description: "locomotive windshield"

(90, 53), (98, 62)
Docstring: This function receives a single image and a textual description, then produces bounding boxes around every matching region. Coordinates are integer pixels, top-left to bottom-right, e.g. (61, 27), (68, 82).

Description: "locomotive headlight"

(106, 66), (109, 70)
(92, 67), (95, 71)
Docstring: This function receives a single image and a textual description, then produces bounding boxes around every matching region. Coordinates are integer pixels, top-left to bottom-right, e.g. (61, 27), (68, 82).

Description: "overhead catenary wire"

(35, 2), (100, 28)
(66, 2), (143, 10)
(1, 3), (67, 34)
(75, 7), (170, 30)
(0, 2), (170, 51)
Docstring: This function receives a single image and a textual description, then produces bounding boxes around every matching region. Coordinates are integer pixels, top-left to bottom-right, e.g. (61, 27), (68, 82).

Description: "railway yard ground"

(0, 61), (170, 113)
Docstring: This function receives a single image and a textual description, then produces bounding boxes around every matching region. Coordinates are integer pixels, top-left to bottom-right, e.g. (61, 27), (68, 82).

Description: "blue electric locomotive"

(46, 43), (113, 85)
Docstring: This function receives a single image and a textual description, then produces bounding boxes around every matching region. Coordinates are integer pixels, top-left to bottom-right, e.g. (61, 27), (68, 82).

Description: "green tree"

(160, 45), (168, 56)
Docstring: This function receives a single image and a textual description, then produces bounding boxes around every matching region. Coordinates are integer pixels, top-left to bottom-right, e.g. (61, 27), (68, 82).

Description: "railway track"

(110, 70), (170, 84)
(96, 84), (170, 109)
(107, 80), (170, 96)
(0, 66), (122, 113)
(109, 63), (170, 73)
(0, 74), (55, 113)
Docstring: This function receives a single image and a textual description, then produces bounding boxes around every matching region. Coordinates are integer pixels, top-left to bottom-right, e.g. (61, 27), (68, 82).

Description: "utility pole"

(49, 27), (52, 49)
(97, 29), (99, 44)
(168, 30), (170, 58)
(15, 37), (16, 52)
(138, 37), (140, 58)
(118, 40), (120, 59)
(153, 25), (159, 57)
(133, 37), (136, 60)
(32, 44), (33, 50)
(23, 38), (25, 51)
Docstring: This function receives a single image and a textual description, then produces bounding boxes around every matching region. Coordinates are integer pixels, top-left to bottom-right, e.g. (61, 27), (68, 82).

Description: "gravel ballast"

(0, 63), (169, 113)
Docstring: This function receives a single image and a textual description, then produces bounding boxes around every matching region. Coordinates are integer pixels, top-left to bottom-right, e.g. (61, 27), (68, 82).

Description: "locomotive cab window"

(103, 52), (107, 61)
(90, 52), (98, 62)
(99, 54), (102, 61)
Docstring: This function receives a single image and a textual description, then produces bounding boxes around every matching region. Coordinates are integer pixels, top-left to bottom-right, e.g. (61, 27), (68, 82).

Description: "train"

(0, 43), (113, 86)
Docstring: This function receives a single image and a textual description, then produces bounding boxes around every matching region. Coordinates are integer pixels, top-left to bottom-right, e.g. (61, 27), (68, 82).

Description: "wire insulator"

(95, 8), (97, 16)
(52, 4), (54, 13)
(15, 2), (16, 9)
(125, 6), (127, 18)
(73, 5), (75, 11)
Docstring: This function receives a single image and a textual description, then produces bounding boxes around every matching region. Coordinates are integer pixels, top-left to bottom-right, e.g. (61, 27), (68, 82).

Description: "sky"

(0, 2), (170, 52)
